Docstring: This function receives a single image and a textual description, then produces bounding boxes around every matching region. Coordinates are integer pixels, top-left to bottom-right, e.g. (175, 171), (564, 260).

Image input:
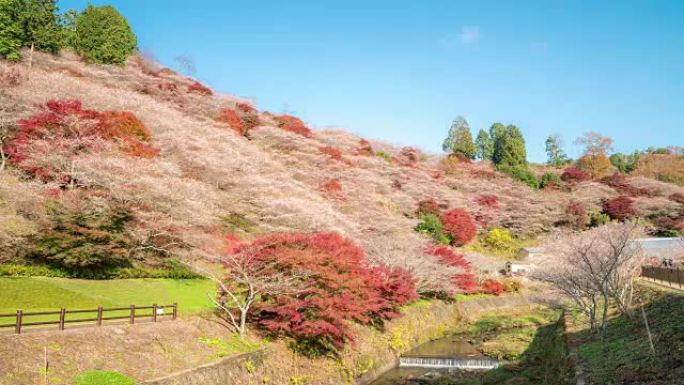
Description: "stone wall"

(142, 294), (540, 385)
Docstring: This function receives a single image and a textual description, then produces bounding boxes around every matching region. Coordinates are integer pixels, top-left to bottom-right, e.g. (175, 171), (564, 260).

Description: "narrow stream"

(369, 335), (498, 385)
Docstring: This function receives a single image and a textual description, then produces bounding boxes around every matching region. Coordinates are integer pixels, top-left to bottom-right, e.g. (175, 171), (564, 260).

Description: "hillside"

(1, 51), (683, 290)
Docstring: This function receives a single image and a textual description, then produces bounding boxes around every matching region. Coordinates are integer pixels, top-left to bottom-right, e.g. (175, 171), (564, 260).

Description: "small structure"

(517, 247), (546, 260)
(505, 261), (531, 276)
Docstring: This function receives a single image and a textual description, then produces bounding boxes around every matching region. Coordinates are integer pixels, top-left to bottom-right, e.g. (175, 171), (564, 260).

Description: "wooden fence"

(0, 303), (177, 334)
(641, 266), (683, 289)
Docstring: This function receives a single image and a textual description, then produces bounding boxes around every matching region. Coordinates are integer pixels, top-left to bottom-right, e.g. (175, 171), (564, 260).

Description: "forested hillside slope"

(1, 51), (682, 292)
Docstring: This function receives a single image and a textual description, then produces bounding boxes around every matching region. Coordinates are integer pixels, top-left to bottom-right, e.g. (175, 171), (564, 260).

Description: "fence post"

(129, 305), (135, 324)
(15, 310), (22, 334)
(97, 306), (103, 326)
(59, 308), (65, 330)
(172, 303), (177, 320)
(152, 304), (157, 322)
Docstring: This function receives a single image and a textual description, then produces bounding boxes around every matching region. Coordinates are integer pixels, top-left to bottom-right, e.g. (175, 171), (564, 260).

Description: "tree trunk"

(239, 308), (248, 336)
(28, 43), (34, 73)
(0, 138), (6, 172)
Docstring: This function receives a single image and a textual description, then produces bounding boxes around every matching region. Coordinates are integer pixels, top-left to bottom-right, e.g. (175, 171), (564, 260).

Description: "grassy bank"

(0, 277), (214, 318)
(436, 306), (568, 385)
(568, 283), (684, 385)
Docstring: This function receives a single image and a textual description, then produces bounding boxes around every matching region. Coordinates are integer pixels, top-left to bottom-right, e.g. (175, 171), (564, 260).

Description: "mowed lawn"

(0, 277), (215, 323)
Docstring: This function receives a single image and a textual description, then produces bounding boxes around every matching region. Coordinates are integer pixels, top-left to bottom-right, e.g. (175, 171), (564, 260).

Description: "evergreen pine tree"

(74, 5), (137, 65)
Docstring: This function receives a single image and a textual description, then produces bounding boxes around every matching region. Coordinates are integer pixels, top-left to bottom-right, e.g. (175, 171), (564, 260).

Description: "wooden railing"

(641, 266), (683, 289)
(0, 303), (177, 334)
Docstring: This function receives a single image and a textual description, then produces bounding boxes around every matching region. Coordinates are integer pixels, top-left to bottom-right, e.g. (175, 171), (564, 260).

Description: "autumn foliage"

(480, 279), (505, 295)
(274, 115), (312, 137)
(355, 139), (374, 156)
(565, 201), (589, 229)
(600, 173), (652, 197)
(440, 208), (477, 246)
(576, 153), (612, 179)
(669, 193), (684, 204)
(319, 146), (343, 161)
(476, 195), (500, 209)
(425, 245), (477, 293)
(561, 167), (589, 183)
(602, 196), (638, 221)
(416, 198), (441, 217)
(217, 108), (246, 135)
(187, 81), (213, 95)
(6, 100), (157, 181)
(229, 232), (417, 355)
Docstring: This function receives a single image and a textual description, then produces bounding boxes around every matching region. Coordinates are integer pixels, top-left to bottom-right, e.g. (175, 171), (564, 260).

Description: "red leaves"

(355, 139), (374, 156)
(426, 246), (477, 292)
(602, 196), (638, 221)
(561, 167), (589, 183)
(187, 81), (213, 95)
(476, 195), (499, 209)
(669, 193), (684, 204)
(230, 232), (417, 353)
(416, 198), (440, 217)
(321, 178), (343, 192)
(274, 115), (312, 137)
(319, 146), (343, 161)
(6, 99), (157, 182)
(480, 279), (505, 296)
(441, 208), (477, 246)
(600, 173), (653, 197)
(217, 108), (246, 136)
(565, 201), (588, 229)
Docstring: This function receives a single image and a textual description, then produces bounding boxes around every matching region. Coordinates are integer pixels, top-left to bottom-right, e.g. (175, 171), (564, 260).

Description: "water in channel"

(369, 335), (498, 385)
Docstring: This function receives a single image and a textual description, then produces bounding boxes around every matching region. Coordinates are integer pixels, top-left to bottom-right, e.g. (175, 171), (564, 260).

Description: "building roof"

(521, 247), (545, 253)
(634, 237), (683, 257)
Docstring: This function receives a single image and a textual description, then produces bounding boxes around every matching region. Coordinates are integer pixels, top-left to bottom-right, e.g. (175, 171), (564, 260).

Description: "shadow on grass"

(567, 290), (684, 385)
(434, 315), (570, 385)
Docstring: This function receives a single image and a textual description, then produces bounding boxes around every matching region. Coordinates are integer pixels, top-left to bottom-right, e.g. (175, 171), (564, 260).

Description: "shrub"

(74, 370), (134, 385)
(274, 115), (312, 137)
(6, 100), (157, 182)
(232, 233), (417, 356)
(669, 193), (684, 204)
(441, 208), (477, 246)
(27, 201), (135, 270)
(415, 214), (450, 245)
(237, 102), (257, 114)
(497, 164), (539, 189)
(217, 108), (246, 135)
(483, 228), (514, 253)
(73, 5), (137, 65)
(575, 153), (612, 179)
(319, 146), (343, 161)
(633, 153), (684, 186)
(416, 198), (441, 217)
(481, 279), (505, 296)
(320, 179), (343, 197)
(426, 245), (477, 293)
(565, 201), (589, 229)
(355, 139), (374, 156)
(600, 172), (652, 197)
(561, 167), (589, 183)
(187, 81), (213, 95)
(650, 216), (684, 237)
(539, 172), (561, 189)
(602, 196), (638, 221)
(376, 151), (392, 163)
(502, 278), (522, 293)
(476, 195), (499, 209)
(589, 210), (610, 227)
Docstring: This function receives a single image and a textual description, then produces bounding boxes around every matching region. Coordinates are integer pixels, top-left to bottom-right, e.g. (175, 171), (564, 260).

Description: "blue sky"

(58, 0), (684, 162)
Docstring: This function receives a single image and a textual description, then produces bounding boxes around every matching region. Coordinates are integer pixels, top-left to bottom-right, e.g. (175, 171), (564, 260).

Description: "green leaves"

(73, 5), (137, 65)
(442, 116), (476, 159)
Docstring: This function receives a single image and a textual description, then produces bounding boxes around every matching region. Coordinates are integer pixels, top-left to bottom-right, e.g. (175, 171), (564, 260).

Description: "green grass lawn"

(0, 277), (215, 325)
